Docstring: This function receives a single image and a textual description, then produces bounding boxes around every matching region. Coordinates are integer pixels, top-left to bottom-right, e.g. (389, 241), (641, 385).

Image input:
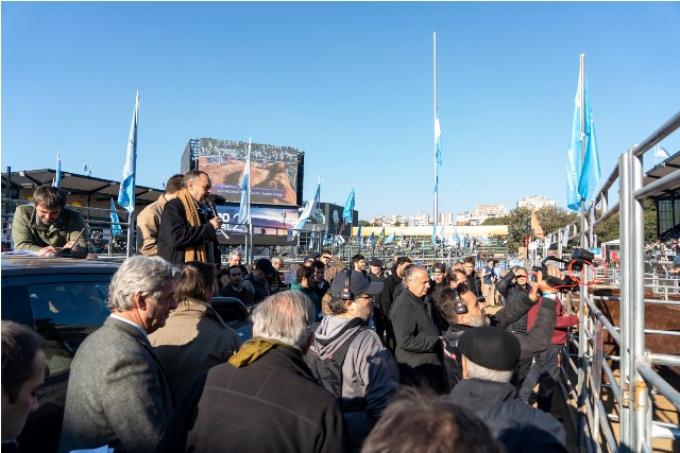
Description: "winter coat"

(157, 197), (220, 266)
(149, 297), (241, 399)
(154, 345), (346, 453)
(379, 272), (402, 316)
(390, 288), (443, 369)
(310, 315), (399, 449)
(448, 378), (567, 453)
(12, 205), (87, 255)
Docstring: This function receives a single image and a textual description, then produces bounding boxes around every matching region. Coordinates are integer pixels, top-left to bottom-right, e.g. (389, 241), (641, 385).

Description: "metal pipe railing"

(631, 110), (680, 158)
(637, 363), (680, 412)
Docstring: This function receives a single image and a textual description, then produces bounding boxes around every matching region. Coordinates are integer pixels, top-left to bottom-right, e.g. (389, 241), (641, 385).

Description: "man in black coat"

(462, 256), (482, 298)
(377, 256), (411, 349)
(157, 170), (221, 266)
(447, 327), (567, 453)
(155, 291), (346, 453)
(390, 265), (447, 394)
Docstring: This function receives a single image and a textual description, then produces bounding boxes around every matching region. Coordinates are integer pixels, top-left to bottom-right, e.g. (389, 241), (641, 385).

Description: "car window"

(27, 282), (110, 376)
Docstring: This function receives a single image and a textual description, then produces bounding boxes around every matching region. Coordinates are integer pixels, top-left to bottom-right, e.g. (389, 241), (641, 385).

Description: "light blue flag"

(434, 112), (442, 193)
(356, 225), (362, 242)
(238, 138), (252, 225)
(380, 227), (385, 241)
(567, 61), (601, 211)
(118, 92), (139, 213)
(385, 231), (395, 244)
(431, 225), (437, 246)
(52, 153), (62, 187)
(292, 180), (321, 231)
(342, 189), (355, 224)
(578, 81), (601, 204)
(110, 198), (122, 237)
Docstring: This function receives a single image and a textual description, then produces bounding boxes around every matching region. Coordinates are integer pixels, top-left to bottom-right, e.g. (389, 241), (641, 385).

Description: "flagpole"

(578, 54), (588, 249)
(433, 31), (439, 245)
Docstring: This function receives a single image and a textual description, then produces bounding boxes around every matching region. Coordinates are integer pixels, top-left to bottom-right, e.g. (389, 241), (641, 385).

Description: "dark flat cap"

(458, 327), (520, 371)
(330, 270), (383, 299)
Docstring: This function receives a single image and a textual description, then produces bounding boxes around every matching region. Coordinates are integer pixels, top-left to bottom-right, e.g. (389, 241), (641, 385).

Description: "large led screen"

(188, 138), (303, 207)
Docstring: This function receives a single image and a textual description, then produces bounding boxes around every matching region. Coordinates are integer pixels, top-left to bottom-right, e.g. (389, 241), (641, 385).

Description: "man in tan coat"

(137, 174), (184, 256)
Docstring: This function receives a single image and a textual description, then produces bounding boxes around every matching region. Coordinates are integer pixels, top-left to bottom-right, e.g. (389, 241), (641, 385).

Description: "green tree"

(595, 199), (658, 243)
(358, 220), (371, 227)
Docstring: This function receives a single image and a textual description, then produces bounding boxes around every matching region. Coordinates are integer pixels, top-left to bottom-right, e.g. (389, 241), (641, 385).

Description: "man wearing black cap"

(447, 327), (566, 453)
(307, 270), (398, 450)
(368, 259), (385, 282)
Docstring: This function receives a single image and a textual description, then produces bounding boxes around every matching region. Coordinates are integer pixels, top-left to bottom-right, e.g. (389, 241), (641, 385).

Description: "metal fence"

(549, 111), (680, 452)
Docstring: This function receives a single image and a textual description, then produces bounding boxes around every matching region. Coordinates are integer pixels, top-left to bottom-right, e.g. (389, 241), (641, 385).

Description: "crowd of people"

(3, 176), (580, 452)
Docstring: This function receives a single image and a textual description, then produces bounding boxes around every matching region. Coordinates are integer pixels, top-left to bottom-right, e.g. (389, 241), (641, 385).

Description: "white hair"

(464, 356), (513, 383)
(251, 290), (313, 350)
(107, 256), (180, 312)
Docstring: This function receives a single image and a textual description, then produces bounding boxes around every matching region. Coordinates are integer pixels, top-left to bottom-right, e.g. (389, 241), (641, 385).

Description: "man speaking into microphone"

(158, 170), (222, 266)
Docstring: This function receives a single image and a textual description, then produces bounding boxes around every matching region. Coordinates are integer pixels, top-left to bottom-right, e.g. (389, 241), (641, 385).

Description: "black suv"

(1, 256), (252, 452)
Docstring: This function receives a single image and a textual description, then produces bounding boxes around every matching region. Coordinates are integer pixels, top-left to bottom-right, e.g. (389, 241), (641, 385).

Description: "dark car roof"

(1, 255), (120, 277)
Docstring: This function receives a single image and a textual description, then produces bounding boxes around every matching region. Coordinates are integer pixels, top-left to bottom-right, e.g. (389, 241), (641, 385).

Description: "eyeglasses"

(516, 275), (527, 279)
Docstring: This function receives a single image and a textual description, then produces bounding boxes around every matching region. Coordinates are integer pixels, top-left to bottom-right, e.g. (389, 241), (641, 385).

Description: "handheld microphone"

(205, 195), (229, 240)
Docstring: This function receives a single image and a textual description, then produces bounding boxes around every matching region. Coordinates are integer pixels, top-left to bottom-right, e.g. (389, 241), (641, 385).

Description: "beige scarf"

(177, 188), (207, 263)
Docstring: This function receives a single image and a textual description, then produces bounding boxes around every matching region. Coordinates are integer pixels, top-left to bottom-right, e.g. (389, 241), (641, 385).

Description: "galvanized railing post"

(619, 150), (633, 451)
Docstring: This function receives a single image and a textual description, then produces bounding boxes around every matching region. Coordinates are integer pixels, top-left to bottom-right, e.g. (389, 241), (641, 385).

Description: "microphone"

(205, 195), (229, 240)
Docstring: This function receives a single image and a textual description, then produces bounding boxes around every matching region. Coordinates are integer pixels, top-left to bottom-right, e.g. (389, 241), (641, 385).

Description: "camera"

(532, 247), (594, 291)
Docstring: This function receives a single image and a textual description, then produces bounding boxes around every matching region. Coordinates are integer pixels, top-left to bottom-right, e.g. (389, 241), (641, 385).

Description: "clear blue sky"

(3, 2), (680, 219)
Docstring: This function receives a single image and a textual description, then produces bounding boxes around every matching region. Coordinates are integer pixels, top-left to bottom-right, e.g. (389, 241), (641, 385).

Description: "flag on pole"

(52, 153), (62, 187)
(292, 180), (321, 231)
(385, 231), (395, 244)
(110, 198), (122, 237)
(431, 224), (437, 246)
(369, 231), (376, 246)
(118, 91), (139, 213)
(434, 112), (442, 193)
(654, 145), (670, 163)
(578, 79), (601, 204)
(237, 138), (252, 225)
(342, 189), (355, 224)
(356, 225), (362, 243)
(567, 57), (601, 210)
(380, 227), (386, 242)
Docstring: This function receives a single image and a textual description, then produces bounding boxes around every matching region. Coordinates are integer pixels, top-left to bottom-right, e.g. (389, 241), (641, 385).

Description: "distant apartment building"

(455, 211), (472, 225)
(438, 212), (455, 225)
(409, 210), (432, 226)
(472, 203), (508, 219)
(517, 195), (557, 210)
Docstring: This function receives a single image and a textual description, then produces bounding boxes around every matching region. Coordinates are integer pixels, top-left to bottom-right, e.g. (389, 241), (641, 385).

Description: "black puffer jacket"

(448, 379), (567, 453)
(496, 270), (532, 333)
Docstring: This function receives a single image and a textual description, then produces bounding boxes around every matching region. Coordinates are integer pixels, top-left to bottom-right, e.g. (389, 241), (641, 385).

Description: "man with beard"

(12, 185), (87, 258)
(438, 269), (557, 389)
(378, 256), (412, 349)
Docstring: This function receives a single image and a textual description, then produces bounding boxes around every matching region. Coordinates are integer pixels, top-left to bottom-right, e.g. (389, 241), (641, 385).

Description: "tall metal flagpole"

(433, 32), (439, 242)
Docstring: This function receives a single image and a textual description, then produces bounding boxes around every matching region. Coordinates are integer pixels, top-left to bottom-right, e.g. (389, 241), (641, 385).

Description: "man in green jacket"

(11, 185), (87, 258)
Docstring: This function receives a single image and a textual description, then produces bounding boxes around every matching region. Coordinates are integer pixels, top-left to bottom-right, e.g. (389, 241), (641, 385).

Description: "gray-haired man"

(59, 256), (180, 453)
(156, 290), (347, 453)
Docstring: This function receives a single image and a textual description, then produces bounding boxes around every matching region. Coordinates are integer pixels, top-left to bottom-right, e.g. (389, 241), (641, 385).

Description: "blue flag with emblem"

(110, 198), (122, 237)
(238, 138), (252, 225)
(117, 91), (139, 213)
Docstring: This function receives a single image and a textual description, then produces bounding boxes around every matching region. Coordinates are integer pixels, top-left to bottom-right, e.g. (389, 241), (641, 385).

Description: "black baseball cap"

(458, 327), (520, 371)
(330, 270), (384, 298)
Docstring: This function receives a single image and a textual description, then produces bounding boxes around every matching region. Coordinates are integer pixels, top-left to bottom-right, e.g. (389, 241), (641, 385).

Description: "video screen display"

(214, 205), (300, 236)
(190, 138), (303, 207)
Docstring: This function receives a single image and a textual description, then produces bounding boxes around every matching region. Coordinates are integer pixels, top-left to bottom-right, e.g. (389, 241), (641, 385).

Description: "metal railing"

(548, 111), (680, 452)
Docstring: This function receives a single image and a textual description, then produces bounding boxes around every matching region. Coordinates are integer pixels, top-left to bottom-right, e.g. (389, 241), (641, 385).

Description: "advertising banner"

(215, 205), (300, 237)
(189, 138), (303, 207)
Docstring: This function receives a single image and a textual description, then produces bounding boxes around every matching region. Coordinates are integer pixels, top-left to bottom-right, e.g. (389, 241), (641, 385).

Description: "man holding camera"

(437, 268), (558, 389)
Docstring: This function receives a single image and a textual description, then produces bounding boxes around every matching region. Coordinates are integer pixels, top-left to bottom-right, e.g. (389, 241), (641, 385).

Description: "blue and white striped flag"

(118, 92), (139, 213)
(434, 112), (442, 193)
(237, 138), (252, 225)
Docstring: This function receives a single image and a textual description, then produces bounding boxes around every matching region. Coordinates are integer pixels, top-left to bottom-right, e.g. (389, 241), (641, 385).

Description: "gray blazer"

(59, 317), (174, 453)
